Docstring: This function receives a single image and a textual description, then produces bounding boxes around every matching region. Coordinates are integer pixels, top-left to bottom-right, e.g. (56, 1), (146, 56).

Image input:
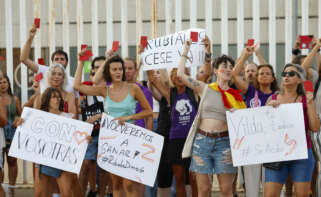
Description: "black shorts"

(157, 138), (190, 187)
(157, 139), (173, 188)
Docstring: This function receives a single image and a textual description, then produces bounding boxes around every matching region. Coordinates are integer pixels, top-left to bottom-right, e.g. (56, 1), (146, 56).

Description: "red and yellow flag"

(208, 82), (246, 109)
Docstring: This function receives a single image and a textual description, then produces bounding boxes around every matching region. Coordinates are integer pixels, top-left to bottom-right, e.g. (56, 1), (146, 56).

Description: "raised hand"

(203, 36), (211, 54)
(182, 40), (192, 55)
(28, 25), (37, 40)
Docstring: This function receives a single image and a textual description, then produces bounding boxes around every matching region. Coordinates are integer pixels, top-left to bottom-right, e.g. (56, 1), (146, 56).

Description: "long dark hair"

(103, 55), (126, 82)
(253, 64), (279, 92)
(3, 74), (13, 96)
(40, 87), (64, 112)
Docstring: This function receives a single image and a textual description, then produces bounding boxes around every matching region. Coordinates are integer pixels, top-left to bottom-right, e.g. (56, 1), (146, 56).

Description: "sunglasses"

(281, 71), (299, 78)
(90, 72), (95, 76)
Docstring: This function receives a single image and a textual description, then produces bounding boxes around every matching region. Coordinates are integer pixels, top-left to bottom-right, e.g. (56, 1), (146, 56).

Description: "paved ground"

(10, 188), (253, 197)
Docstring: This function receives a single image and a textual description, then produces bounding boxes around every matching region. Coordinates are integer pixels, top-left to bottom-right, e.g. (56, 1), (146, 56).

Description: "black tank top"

(156, 97), (171, 139)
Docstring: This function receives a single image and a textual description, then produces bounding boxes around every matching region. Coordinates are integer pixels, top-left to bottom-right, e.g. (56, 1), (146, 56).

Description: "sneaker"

(87, 190), (97, 197)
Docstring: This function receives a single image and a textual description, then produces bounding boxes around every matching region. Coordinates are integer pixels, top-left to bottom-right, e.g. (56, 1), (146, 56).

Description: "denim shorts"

(190, 133), (237, 174)
(265, 148), (315, 184)
(84, 136), (98, 160)
(40, 165), (62, 178)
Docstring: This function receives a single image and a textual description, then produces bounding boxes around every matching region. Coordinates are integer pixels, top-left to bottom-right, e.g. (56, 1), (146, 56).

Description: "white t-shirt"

(37, 65), (79, 97)
(61, 112), (74, 119)
(152, 98), (159, 113)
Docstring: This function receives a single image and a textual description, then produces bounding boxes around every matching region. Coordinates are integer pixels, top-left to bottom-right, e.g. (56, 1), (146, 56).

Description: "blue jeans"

(145, 118), (159, 197)
(190, 133), (237, 174)
(265, 148), (315, 184)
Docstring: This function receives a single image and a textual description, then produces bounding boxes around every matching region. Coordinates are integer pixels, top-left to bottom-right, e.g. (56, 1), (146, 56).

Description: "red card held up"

(299, 35), (313, 49)
(80, 50), (93, 61)
(112, 41), (119, 52)
(38, 58), (45, 65)
(190, 32), (198, 42)
(140, 36), (148, 48)
(247, 39), (255, 47)
(34, 72), (43, 82)
(81, 44), (88, 50)
(303, 80), (314, 92)
(34, 18), (40, 28)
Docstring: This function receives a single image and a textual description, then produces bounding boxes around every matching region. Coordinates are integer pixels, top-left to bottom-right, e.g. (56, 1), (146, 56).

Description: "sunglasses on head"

(281, 71), (299, 78)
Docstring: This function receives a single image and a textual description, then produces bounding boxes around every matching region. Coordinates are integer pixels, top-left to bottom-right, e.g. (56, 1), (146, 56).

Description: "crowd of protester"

(0, 23), (320, 197)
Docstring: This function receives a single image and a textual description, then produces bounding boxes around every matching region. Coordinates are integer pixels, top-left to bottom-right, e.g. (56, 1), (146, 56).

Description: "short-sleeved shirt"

(170, 92), (197, 139)
(135, 82), (153, 128)
(245, 84), (274, 108)
(37, 65), (79, 97)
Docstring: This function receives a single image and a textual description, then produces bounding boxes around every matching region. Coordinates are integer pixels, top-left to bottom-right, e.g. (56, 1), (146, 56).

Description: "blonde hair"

(169, 68), (190, 87)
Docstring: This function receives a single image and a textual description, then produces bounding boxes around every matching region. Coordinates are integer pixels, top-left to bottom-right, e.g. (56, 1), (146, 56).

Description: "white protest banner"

(9, 107), (93, 174)
(97, 113), (164, 187)
(226, 103), (308, 166)
(141, 28), (206, 71)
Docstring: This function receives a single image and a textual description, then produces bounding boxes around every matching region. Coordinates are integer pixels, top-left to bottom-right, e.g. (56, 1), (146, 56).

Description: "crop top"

(200, 87), (228, 121)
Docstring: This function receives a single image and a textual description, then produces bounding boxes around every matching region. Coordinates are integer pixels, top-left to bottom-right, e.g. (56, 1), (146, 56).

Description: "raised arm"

(292, 36), (301, 62)
(198, 36), (212, 83)
(147, 81), (162, 101)
(306, 93), (320, 132)
(136, 44), (145, 78)
(92, 49), (115, 85)
(232, 47), (254, 94)
(254, 44), (267, 65)
(20, 25), (39, 73)
(316, 52), (321, 72)
(23, 80), (40, 109)
(301, 38), (321, 80)
(147, 70), (170, 103)
(73, 49), (106, 97)
(177, 41), (206, 95)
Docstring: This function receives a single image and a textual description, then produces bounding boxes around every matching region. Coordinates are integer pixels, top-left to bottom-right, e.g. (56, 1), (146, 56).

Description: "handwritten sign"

(9, 107), (93, 174)
(97, 114), (164, 187)
(141, 29), (206, 71)
(226, 103), (308, 166)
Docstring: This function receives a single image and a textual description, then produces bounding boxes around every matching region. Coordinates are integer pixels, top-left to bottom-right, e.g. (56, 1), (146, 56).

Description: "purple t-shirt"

(245, 84), (274, 108)
(135, 82), (153, 128)
(170, 92), (197, 139)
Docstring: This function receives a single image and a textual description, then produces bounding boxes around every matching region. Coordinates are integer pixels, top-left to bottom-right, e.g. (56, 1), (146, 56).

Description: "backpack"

(81, 96), (104, 137)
